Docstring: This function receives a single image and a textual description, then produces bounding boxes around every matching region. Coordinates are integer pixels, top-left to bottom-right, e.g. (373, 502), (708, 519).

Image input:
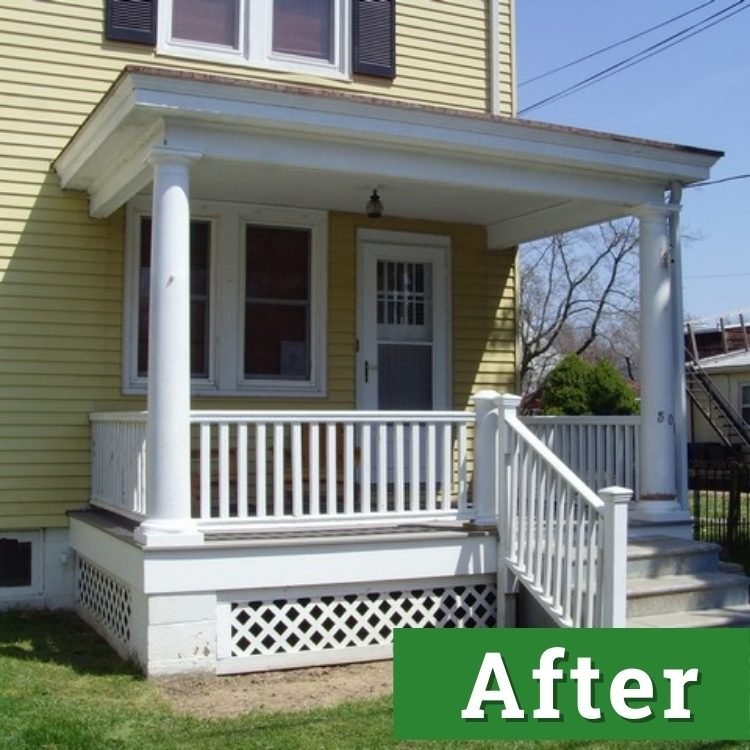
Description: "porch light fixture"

(366, 189), (383, 218)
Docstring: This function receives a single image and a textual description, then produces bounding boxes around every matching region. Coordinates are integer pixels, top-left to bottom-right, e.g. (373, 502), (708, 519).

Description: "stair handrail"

(685, 349), (750, 450)
(494, 394), (630, 629)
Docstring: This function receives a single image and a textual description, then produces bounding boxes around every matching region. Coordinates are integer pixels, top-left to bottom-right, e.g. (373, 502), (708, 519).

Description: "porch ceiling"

(55, 66), (722, 248)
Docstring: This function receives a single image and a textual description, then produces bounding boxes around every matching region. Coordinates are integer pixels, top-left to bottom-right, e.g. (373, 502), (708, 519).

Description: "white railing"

(90, 412), (147, 520)
(191, 411), (473, 525)
(497, 398), (630, 628)
(90, 410), (475, 526)
(521, 415), (640, 499)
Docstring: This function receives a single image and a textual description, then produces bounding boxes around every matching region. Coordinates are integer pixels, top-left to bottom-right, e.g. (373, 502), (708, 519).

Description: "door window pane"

(172, 0), (239, 48)
(138, 217), (211, 379)
(273, 0), (333, 61)
(378, 344), (432, 410)
(245, 226), (311, 379)
(377, 261), (432, 341)
(742, 384), (750, 425)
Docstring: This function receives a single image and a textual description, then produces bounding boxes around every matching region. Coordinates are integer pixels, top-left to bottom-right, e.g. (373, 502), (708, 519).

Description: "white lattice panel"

(76, 557), (132, 649)
(229, 582), (496, 658)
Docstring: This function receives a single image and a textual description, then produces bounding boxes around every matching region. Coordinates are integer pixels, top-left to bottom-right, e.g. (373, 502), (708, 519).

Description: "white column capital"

(633, 202), (678, 221)
(146, 146), (203, 168)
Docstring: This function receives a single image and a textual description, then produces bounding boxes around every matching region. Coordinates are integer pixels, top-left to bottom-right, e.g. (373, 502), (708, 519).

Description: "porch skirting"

(69, 510), (497, 676)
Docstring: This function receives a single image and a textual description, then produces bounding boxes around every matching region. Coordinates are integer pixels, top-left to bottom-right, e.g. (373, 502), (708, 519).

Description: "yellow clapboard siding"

(0, 517), (77, 531)
(0, 0), (515, 528)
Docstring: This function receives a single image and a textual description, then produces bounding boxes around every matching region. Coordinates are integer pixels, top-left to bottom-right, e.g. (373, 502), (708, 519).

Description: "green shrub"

(541, 354), (638, 416)
(541, 354), (591, 415)
(587, 358), (638, 415)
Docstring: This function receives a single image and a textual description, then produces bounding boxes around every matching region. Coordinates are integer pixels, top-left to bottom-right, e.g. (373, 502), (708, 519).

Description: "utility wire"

(529, 2), (750, 112)
(520, 0), (748, 115)
(520, 0), (717, 87)
(686, 272), (750, 278)
(685, 173), (750, 188)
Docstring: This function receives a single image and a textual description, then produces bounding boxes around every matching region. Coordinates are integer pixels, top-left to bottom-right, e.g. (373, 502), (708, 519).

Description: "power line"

(540, 2), (750, 111)
(520, 1), (747, 114)
(685, 272), (750, 278)
(685, 173), (750, 188)
(520, 0), (717, 87)
(519, 0), (748, 115)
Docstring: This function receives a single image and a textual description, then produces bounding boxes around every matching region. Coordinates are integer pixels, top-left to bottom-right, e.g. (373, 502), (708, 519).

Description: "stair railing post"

(599, 486), (632, 628)
(471, 391), (501, 527)
(495, 393), (522, 628)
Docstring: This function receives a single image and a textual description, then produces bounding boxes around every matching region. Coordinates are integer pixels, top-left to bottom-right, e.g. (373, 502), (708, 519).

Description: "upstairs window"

(106, 0), (396, 80)
(160, 0), (346, 77)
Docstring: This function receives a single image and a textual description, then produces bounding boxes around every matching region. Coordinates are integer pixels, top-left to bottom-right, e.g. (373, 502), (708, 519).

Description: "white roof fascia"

(128, 74), (717, 183)
(55, 69), (721, 218)
(161, 120), (666, 207)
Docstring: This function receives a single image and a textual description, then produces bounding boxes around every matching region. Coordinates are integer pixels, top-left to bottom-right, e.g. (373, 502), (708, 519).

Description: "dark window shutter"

(353, 0), (395, 79)
(105, 0), (157, 45)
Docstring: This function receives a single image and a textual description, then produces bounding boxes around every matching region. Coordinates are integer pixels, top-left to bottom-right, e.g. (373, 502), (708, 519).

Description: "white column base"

(134, 519), (204, 548)
(628, 499), (693, 538)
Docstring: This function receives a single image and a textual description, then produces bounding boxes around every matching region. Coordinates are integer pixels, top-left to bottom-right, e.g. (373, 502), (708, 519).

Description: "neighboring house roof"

(54, 66), (722, 249)
(696, 349), (750, 373)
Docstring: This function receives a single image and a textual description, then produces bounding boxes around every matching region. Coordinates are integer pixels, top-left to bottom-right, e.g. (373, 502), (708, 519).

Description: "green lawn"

(0, 610), (746, 750)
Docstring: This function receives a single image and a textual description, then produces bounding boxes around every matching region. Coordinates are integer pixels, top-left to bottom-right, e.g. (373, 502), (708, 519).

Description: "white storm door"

(357, 231), (450, 412)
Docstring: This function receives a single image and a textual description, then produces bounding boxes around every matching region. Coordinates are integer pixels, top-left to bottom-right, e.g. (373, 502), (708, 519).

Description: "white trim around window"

(157, 0), (351, 81)
(123, 197), (328, 398)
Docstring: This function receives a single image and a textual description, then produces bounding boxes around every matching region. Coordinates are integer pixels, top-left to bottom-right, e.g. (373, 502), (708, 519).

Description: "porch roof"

(54, 66), (722, 247)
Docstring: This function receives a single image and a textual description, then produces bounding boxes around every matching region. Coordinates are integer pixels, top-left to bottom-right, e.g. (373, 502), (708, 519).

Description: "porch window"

(244, 226), (311, 380)
(741, 384), (750, 425)
(136, 217), (212, 380)
(124, 199), (327, 397)
(160, 0), (345, 76)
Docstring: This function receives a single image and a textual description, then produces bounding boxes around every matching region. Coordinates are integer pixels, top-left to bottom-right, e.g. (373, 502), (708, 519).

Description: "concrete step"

(628, 604), (750, 628)
(627, 536), (721, 579)
(627, 572), (750, 618)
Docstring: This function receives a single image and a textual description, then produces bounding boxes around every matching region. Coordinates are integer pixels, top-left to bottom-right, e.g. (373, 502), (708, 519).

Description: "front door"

(357, 230), (450, 411)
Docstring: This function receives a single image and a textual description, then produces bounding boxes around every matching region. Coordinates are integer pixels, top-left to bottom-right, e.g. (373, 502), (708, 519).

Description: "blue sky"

(516, 0), (750, 322)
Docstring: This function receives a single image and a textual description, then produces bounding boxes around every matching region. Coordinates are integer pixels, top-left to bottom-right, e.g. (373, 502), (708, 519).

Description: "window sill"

(122, 383), (328, 399)
(156, 44), (351, 83)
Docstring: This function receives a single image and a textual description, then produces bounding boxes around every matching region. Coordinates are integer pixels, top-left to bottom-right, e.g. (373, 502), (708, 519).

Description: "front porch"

(52, 66), (724, 675)
(73, 395), (636, 675)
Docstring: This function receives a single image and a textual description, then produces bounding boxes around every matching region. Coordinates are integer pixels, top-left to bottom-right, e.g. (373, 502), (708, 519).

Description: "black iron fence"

(689, 462), (750, 570)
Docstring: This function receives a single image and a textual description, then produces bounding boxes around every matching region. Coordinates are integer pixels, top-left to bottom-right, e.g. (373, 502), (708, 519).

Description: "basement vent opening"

(0, 537), (32, 588)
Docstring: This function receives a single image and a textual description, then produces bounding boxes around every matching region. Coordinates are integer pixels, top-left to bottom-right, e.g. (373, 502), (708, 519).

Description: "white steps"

(626, 536), (750, 627)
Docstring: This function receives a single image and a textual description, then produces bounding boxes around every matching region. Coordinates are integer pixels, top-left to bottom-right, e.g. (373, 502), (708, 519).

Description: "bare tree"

(519, 219), (640, 411)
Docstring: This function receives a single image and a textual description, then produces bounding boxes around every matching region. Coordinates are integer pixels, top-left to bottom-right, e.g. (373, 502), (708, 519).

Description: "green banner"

(394, 628), (750, 740)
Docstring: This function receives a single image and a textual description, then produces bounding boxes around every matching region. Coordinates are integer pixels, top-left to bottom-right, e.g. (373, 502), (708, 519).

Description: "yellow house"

(0, 1), (736, 675)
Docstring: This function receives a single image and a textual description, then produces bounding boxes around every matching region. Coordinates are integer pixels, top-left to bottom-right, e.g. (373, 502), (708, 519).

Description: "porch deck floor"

(70, 508), (493, 550)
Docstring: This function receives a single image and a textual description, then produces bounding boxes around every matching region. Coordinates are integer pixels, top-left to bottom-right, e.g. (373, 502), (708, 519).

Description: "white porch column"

(631, 203), (690, 528)
(135, 147), (203, 547)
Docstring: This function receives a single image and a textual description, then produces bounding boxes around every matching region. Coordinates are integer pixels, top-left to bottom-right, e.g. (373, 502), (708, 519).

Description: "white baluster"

(237, 424), (248, 519)
(309, 423), (320, 517)
(256, 423), (267, 518)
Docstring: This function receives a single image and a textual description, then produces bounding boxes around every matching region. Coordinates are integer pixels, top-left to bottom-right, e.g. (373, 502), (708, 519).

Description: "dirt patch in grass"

(157, 660), (393, 718)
